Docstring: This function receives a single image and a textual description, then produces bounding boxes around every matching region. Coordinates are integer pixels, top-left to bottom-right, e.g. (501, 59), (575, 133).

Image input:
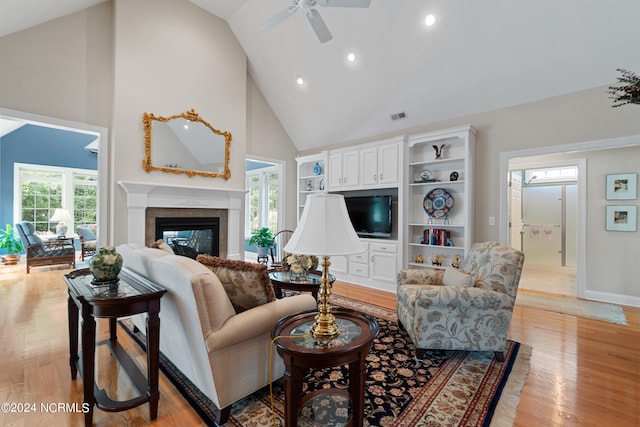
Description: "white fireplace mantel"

(118, 181), (245, 260)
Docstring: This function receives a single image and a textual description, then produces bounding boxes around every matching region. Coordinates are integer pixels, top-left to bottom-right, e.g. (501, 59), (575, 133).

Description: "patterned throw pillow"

(196, 255), (276, 313)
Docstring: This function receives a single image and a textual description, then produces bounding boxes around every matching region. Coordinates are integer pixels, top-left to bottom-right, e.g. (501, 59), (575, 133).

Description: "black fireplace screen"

(155, 217), (220, 259)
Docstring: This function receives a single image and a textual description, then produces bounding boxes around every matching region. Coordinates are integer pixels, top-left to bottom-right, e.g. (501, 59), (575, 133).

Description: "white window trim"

(14, 162), (97, 234)
(245, 164), (281, 237)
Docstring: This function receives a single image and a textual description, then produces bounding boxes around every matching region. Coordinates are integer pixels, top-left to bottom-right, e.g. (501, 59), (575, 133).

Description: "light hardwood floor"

(1, 263), (638, 426)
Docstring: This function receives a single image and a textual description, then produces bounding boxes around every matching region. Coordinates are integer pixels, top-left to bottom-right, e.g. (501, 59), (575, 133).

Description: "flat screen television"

(344, 195), (392, 238)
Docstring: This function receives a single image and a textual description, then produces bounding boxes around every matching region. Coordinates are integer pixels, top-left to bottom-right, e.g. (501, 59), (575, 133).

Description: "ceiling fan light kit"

(260, 0), (371, 43)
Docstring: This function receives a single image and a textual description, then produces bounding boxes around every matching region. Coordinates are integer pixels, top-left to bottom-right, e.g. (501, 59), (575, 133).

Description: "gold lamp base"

(310, 256), (340, 342)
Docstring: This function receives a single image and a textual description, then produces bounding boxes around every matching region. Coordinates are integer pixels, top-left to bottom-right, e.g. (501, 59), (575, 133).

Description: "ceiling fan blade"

(317, 0), (371, 7)
(305, 9), (333, 43)
(259, 7), (297, 31)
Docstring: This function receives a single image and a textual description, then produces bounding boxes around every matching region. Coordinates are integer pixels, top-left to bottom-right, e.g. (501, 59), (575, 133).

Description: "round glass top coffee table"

(269, 270), (335, 300)
(272, 309), (379, 427)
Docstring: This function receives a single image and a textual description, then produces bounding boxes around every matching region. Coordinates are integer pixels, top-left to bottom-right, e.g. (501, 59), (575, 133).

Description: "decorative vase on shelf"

(89, 247), (123, 285)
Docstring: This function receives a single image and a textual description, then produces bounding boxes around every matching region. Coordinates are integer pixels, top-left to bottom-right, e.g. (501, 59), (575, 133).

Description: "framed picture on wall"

(606, 173), (637, 200)
(605, 205), (637, 232)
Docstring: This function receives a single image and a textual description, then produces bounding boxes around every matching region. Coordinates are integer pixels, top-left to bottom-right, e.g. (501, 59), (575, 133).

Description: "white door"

(509, 171), (523, 251)
(522, 186), (562, 265)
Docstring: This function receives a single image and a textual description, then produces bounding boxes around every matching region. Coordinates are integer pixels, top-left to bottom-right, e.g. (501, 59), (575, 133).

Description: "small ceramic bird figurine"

(432, 144), (445, 159)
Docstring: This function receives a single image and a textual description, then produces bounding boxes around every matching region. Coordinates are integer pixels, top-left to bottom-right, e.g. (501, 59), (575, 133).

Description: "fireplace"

(155, 217), (220, 259)
(145, 207), (228, 259)
(118, 181), (245, 260)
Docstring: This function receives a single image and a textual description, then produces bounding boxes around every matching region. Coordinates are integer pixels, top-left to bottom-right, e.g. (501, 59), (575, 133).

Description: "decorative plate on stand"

(423, 188), (454, 218)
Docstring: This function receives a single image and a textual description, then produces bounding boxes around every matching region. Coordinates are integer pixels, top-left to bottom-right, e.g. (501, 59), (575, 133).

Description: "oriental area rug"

(122, 295), (531, 427)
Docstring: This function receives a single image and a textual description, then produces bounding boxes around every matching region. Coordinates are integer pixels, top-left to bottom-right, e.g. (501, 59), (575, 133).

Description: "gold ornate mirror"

(142, 109), (231, 179)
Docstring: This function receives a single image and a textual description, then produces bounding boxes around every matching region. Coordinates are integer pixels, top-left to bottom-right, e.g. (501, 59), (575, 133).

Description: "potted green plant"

(0, 224), (24, 265)
(249, 227), (275, 258)
(608, 68), (640, 107)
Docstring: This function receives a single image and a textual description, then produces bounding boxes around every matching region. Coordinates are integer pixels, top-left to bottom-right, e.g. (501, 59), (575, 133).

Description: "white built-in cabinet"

(404, 125), (476, 270)
(325, 137), (403, 291)
(294, 127), (475, 291)
(359, 142), (400, 187)
(328, 240), (398, 292)
(295, 152), (327, 220)
(327, 149), (359, 189)
(327, 136), (403, 191)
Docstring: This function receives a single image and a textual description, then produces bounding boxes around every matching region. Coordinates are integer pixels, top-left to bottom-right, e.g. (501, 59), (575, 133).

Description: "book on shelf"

(422, 228), (454, 246)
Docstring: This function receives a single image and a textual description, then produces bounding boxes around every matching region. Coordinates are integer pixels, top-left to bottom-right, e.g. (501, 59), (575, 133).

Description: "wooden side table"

(65, 268), (166, 426)
(272, 309), (379, 427)
(268, 270), (336, 300)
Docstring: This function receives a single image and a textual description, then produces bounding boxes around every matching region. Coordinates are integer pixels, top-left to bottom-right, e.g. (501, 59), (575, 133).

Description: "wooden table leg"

(146, 299), (161, 420)
(81, 305), (96, 426)
(282, 354), (303, 427)
(68, 294), (79, 380)
(109, 317), (118, 341)
(349, 353), (367, 427)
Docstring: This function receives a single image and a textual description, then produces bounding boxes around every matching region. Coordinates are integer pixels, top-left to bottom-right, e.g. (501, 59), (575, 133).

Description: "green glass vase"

(89, 246), (123, 284)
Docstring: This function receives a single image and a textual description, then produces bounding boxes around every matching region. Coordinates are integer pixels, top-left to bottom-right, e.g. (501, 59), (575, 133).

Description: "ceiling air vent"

(391, 111), (407, 121)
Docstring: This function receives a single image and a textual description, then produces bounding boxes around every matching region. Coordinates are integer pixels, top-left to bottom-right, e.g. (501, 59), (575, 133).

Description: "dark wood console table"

(65, 268), (166, 426)
(272, 309), (379, 427)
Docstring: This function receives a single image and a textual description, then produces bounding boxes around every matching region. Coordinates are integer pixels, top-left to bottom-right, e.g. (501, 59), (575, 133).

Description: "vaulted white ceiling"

(3, 0), (640, 151)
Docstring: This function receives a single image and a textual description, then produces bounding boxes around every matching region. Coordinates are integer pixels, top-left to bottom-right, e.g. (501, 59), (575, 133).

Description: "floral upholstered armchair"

(396, 241), (524, 361)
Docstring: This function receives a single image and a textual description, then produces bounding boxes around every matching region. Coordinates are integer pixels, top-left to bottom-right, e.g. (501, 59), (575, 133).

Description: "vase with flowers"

(282, 252), (319, 282)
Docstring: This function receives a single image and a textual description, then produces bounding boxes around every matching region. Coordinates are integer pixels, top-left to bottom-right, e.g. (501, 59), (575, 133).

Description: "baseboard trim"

(583, 289), (640, 308)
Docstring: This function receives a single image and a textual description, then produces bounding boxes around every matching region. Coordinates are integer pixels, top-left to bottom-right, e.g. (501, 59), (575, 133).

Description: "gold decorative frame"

(142, 109), (232, 179)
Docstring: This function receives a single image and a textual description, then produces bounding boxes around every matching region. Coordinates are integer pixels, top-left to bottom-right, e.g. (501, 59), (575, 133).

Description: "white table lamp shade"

(285, 194), (364, 256)
(50, 208), (72, 222)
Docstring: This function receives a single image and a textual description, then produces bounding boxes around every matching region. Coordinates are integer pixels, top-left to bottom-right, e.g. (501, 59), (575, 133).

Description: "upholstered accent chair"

(15, 221), (76, 273)
(397, 241), (525, 361)
(76, 225), (97, 261)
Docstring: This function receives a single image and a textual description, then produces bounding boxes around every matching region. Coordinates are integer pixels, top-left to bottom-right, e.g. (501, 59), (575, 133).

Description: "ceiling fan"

(260, 0), (371, 43)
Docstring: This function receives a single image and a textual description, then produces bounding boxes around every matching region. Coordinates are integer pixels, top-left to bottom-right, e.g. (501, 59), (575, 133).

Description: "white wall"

(0, 2), (113, 126)
(110, 0), (247, 244)
(245, 74), (299, 230)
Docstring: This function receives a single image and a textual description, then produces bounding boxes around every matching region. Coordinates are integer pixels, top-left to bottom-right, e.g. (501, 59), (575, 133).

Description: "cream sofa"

(117, 243), (316, 424)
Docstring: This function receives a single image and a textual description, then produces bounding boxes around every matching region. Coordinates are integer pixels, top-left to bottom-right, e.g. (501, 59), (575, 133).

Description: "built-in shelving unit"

(404, 125), (476, 270)
(295, 152), (327, 222)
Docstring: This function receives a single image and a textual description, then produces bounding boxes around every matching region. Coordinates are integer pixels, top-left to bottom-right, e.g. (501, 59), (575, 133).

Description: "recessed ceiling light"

(425, 14), (436, 26)
(183, 124), (189, 130)
(346, 52), (356, 63)
(296, 76), (305, 86)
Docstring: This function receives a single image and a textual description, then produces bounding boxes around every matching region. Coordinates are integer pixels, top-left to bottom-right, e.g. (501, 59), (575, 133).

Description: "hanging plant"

(608, 68), (640, 107)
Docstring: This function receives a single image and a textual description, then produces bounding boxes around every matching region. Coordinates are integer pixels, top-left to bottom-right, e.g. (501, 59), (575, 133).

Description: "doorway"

(245, 157), (285, 259)
(509, 165), (579, 296)
(0, 108), (109, 246)
(507, 156), (586, 297)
